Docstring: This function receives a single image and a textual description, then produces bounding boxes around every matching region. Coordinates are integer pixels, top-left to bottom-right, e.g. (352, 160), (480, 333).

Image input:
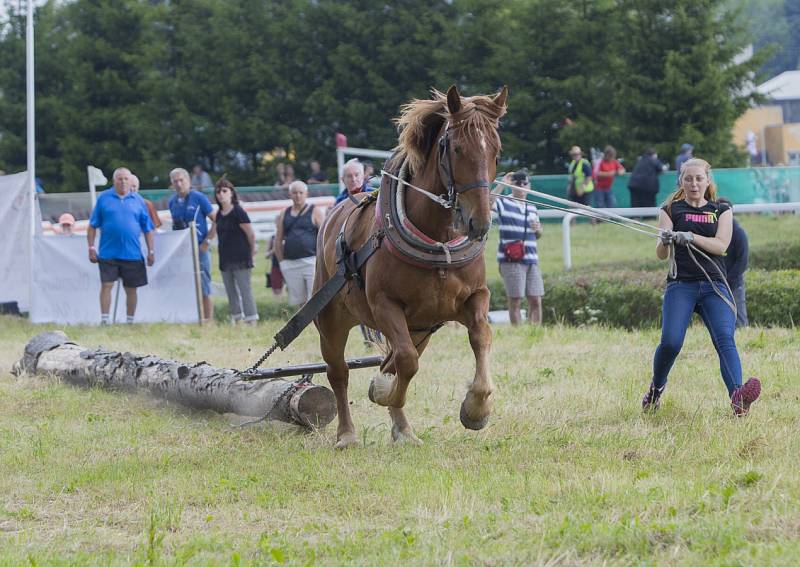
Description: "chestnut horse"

(314, 85), (507, 448)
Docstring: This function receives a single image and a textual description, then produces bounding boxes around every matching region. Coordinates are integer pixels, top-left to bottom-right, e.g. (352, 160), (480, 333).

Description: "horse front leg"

(383, 333), (432, 445)
(368, 297), (422, 445)
(459, 288), (493, 430)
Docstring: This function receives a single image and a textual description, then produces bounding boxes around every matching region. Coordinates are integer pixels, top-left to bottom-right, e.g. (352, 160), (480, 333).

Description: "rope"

(387, 171), (735, 317)
(495, 180), (662, 234)
(381, 170), (452, 209)
(496, 192), (663, 240)
(495, 181), (735, 316)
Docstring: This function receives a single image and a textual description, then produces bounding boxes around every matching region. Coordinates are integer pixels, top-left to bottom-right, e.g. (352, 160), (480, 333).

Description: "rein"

(496, 179), (737, 317)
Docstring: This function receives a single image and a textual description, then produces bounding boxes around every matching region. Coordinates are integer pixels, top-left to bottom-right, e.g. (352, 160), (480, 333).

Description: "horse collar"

(377, 156), (485, 270)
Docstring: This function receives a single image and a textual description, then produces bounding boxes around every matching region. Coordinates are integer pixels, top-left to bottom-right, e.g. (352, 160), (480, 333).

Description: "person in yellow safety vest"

(566, 145), (594, 206)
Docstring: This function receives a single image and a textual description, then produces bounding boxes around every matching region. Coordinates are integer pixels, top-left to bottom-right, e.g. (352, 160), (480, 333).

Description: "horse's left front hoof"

(460, 401), (490, 430)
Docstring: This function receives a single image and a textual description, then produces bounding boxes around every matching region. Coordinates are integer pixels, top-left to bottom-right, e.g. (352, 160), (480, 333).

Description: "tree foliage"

(0, 0), (767, 191)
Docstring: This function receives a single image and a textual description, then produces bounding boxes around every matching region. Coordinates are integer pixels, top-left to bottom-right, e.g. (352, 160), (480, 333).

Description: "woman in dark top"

(627, 148), (664, 208)
(643, 158), (760, 416)
(212, 178), (258, 324)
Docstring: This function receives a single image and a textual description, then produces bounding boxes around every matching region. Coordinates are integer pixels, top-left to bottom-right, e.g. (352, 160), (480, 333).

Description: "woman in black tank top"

(642, 158), (760, 416)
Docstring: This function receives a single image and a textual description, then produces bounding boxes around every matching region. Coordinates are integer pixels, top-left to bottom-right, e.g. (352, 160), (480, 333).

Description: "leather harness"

(250, 127), (489, 363)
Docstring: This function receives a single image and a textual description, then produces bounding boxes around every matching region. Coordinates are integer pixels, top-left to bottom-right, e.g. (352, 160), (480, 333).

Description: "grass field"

(2, 312), (799, 565)
(1, 212), (799, 564)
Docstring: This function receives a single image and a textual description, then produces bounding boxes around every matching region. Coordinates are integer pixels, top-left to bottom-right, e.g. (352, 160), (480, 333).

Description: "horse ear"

(493, 85), (509, 110)
(446, 85), (462, 115)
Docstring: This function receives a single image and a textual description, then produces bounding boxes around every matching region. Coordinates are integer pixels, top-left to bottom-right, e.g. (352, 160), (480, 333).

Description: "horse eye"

(454, 147), (461, 155)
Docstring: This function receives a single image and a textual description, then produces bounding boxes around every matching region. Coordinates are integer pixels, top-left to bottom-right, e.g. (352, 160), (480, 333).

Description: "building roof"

(757, 70), (800, 102)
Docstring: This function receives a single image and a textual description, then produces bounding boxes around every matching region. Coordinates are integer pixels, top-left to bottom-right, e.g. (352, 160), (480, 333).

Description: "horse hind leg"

(318, 313), (358, 449)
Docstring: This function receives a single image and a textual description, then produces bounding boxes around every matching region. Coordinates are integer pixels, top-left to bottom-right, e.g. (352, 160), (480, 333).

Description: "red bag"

(268, 258), (284, 295)
(503, 240), (525, 262)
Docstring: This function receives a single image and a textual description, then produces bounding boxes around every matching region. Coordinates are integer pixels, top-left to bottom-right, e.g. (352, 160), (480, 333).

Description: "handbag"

(501, 203), (527, 262)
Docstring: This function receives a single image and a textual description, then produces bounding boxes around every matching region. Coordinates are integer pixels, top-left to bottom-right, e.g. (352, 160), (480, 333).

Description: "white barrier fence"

(30, 230), (199, 325)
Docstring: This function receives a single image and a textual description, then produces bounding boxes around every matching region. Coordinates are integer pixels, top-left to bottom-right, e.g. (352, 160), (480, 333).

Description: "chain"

(234, 373), (313, 429)
(243, 340), (279, 374)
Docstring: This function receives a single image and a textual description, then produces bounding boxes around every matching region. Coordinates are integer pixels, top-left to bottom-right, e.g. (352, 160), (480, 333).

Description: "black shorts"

(98, 259), (148, 288)
(568, 190), (589, 206)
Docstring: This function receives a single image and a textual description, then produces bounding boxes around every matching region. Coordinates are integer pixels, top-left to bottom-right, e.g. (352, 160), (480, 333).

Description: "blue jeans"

(198, 248), (211, 297)
(731, 280), (748, 327)
(592, 190), (616, 208)
(653, 280), (742, 395)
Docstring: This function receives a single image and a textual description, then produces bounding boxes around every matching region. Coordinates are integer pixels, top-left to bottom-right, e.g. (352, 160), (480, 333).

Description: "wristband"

(148, 250), (155, 255)
(89, 246), (96, 251)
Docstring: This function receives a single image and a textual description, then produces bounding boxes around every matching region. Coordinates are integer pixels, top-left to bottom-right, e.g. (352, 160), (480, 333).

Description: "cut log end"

(291, 386), (337, 429)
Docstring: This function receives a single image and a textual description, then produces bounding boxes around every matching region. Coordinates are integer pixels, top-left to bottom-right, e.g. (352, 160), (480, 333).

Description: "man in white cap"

(58, 213), (76, 236)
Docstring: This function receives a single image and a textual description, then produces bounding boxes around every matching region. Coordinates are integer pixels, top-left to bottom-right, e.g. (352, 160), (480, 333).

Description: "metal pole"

(26, 0), (36, 315)
(562, 213), (576, 270)
(111, 280), (121, 324)
(336, 147), (345, 193)
(190, 222), (203, 324)
(87, 166), (98, 209)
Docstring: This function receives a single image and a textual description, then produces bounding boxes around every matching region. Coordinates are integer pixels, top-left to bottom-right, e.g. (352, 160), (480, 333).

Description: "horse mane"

(394, 89), (507, 175)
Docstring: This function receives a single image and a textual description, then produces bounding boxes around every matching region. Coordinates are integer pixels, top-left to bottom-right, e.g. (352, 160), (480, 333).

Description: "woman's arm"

(656, 209), (673, 260)
(273, 210), (285, 262)
(240, 222), (257, 256)
(686, 209), (732, 256)
(312, 205), (326, 228)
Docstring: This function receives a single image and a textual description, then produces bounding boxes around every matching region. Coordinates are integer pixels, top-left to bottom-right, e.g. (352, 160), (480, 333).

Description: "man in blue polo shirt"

(168, 167), (216, 321)
(87, 167), (155, 325)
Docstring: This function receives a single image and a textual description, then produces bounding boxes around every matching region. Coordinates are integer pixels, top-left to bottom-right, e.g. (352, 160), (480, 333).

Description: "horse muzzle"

(467, 216), (490, 241)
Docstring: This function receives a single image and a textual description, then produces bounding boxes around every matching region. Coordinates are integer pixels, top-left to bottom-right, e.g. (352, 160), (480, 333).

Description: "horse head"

(439, 85), (508, 241)
(395, 85), (508, 242)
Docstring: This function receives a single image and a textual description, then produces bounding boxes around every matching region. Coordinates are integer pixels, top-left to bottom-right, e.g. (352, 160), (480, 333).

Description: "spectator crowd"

(73, 157), (375, 325)
(48, 140), (752, 330)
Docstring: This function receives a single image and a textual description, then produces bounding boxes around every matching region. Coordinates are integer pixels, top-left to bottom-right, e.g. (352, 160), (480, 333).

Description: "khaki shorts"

(499, 262), (544, 299)
(280, 256), (316, 306)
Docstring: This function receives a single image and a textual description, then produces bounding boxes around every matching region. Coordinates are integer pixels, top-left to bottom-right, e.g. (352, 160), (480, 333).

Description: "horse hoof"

(391, 424), (423, 445)
(334, 434), (359, 450)
(460, 401), (490, 431)
(368, 373), (394, 406)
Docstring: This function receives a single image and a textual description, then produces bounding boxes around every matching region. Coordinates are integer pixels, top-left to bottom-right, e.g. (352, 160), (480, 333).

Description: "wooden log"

(11, 331), (336, 429)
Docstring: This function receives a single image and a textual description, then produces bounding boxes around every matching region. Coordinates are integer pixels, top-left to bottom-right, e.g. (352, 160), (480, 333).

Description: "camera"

(511, 171), (528, 184)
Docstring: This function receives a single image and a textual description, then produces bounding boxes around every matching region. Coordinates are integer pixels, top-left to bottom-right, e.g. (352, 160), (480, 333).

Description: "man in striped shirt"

(491, 171), (544, 325)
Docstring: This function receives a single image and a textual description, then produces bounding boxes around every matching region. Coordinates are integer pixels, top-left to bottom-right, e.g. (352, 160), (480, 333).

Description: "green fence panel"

(522, 166), (800, 207)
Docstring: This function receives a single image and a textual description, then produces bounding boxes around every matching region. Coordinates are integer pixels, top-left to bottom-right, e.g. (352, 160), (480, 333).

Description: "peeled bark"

(12, 331), (336, 429)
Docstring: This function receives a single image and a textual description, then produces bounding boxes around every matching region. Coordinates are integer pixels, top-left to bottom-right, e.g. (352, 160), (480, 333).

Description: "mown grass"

(1, 314), (799, 565)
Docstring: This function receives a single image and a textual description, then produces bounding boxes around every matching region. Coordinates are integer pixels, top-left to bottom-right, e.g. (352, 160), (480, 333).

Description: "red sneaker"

(731, 378), (761, 416)
(642, 384), (664, 412)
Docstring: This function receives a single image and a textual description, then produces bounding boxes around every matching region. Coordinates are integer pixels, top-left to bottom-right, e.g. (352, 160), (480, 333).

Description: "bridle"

(436, 122), (491, 210)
